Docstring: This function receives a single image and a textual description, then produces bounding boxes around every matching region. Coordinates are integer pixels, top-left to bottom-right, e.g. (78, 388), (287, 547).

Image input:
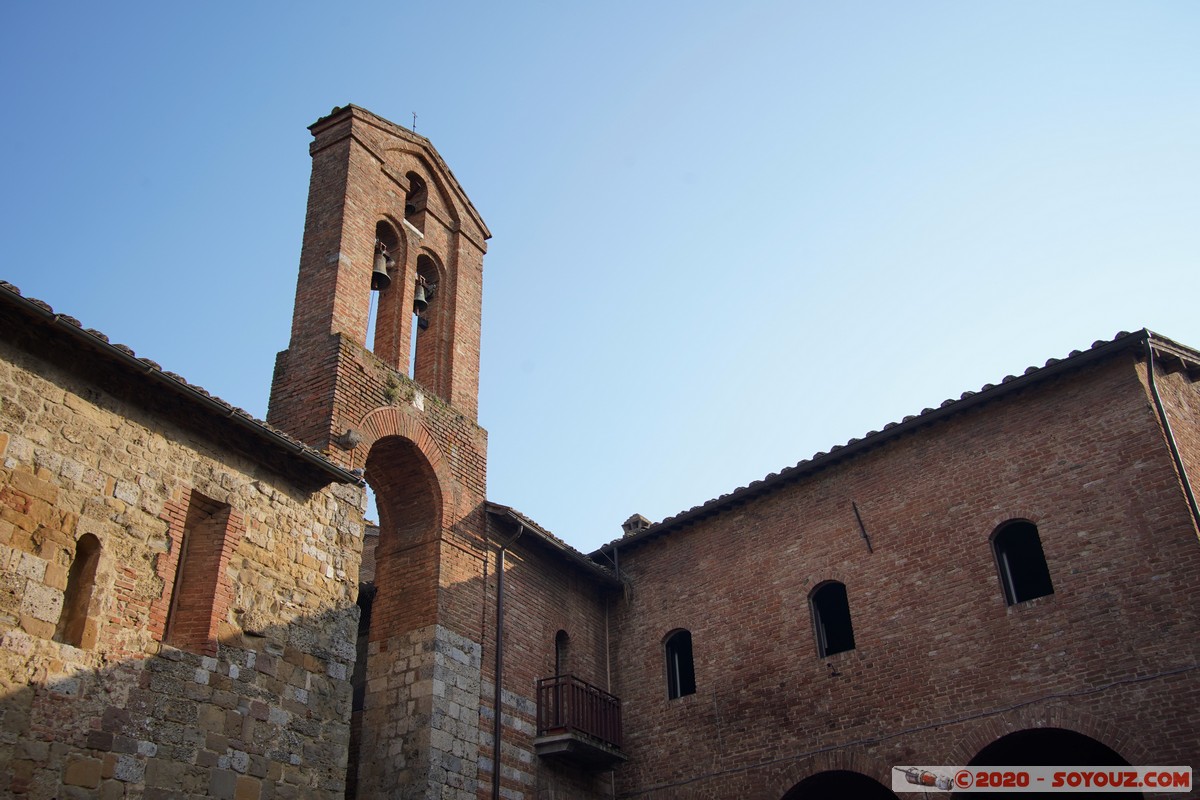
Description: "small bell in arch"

(371, 243), (393, 291)
(413, 276), (429, 313)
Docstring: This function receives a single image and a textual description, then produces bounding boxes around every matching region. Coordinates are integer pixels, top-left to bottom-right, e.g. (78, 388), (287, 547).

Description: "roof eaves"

(486, 502), (621, 587)
(594, 329), (1163, 557)
(0, 281), (364, 488)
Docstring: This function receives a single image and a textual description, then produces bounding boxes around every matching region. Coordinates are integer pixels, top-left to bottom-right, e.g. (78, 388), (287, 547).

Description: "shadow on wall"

(0, 603), (359, 799)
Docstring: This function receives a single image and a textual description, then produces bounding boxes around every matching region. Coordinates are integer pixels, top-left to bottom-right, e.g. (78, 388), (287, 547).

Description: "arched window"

(554, 629), (570, 676)
(410, 253), (441, 386)
(404, 172), (428, 232)
(664, 629), (695, 699)
(992, 520), (1054, 605)
(811, 581), (855, 657)
(55, 534), (100, 648)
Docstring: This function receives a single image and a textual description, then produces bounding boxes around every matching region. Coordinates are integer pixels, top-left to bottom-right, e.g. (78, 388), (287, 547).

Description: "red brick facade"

(599, 345), (1200, 797)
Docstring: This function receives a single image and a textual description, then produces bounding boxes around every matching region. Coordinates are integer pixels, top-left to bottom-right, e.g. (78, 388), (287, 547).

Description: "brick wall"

(477, 516), (619, 800)
(606, 353), (1200, 797)
(269, 104), (489, 443)
(0, 335), (365, 799)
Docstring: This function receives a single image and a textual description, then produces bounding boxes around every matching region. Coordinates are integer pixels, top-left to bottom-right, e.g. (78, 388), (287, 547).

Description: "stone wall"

(0, 332), (365, 799)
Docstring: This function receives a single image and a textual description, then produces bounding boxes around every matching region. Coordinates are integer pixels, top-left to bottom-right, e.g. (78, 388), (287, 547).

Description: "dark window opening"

(404, 173), (428, 232)
(554, 629), (570, 676)
(812, 581), (855, 657)
(993, 521), (1054, 605)
(54, 534), (101, 648)
(665, 629), (695, 699)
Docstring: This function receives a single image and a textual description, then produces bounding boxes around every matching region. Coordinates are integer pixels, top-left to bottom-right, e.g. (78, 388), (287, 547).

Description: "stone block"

(63, 757), (103, 788)
(19, 582), (62, 624)
(99, 779), (125, 800)
(234, 775), (262, 800)
(112, 754), (144, 783)
(210, 768), (238, 799)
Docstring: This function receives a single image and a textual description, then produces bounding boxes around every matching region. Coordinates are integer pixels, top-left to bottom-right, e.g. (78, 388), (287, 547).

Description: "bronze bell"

(413, 281), (429, 313)
(371, 250), (392, 291)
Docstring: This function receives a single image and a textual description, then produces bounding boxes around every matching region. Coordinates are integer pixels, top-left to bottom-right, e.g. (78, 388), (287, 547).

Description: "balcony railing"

(535, 675), (624, 766)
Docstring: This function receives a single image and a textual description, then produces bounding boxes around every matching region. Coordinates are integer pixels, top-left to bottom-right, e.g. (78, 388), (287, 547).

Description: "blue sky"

(3, 2), (1198, 553)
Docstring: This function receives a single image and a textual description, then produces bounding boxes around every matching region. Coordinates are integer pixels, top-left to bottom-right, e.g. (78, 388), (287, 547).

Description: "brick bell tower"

(267, 105), (491, 799)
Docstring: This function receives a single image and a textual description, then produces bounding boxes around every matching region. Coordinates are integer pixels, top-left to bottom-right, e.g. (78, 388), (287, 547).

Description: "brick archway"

(948, 709), (1152, 768)
(771, 750), (896, 799)
(354, 404), (447, 479)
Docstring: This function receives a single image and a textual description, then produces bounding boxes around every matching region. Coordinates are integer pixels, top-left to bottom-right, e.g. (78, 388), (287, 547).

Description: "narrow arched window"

(664, 629), (695, 699)
(554, 629), (570, 677)
(410, 254), (441, 386)
(811, 581), (855, 657)
(55, 534), (100, 648)
(993, 520), (1054, 605)
(404, 173), (428, 233)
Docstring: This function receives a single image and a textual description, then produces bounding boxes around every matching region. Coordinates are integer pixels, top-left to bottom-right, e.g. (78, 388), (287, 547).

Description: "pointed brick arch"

(355, 404), (446, 477)
(381, 148), (464, 230)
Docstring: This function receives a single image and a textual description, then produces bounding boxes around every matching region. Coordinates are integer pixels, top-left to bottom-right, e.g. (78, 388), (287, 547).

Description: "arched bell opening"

(410, 252), (446, 393)
(781, 769), (898, 800)
(371, 219), (408, 363)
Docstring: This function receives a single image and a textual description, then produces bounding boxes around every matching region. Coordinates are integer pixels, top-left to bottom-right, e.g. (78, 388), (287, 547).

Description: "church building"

(1, 105), (1197, 799)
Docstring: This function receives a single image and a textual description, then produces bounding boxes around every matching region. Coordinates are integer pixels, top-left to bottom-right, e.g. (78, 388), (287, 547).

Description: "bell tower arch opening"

(368, 219), (404, 355)
(410, 252), (445, 389)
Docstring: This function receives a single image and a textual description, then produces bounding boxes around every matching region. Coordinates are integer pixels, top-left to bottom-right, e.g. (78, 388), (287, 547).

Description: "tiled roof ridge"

(0, 280), (362, 486)
(485, 501), (620, 585)
(594, 328), (1187, 555)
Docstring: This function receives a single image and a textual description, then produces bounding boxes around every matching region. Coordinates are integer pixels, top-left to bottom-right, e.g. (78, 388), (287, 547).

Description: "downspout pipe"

(492, 522), (524, 800)
(1145, 336), (1200, 532)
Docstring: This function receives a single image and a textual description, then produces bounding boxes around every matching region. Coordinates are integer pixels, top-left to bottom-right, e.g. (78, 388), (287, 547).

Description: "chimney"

(621, 514), (652, 537)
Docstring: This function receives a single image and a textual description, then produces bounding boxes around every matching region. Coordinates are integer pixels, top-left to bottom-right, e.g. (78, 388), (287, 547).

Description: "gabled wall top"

(309, 104), (491, 250)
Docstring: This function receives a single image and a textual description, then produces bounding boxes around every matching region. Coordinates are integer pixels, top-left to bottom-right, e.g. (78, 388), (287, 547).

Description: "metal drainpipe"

(492, 523), (524, 800)
(607, 545), (618, 800)
(1145, 337), (1200, 532)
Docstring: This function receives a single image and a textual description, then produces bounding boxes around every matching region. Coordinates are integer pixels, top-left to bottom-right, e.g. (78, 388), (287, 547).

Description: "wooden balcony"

(534, 675), (626, 769)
